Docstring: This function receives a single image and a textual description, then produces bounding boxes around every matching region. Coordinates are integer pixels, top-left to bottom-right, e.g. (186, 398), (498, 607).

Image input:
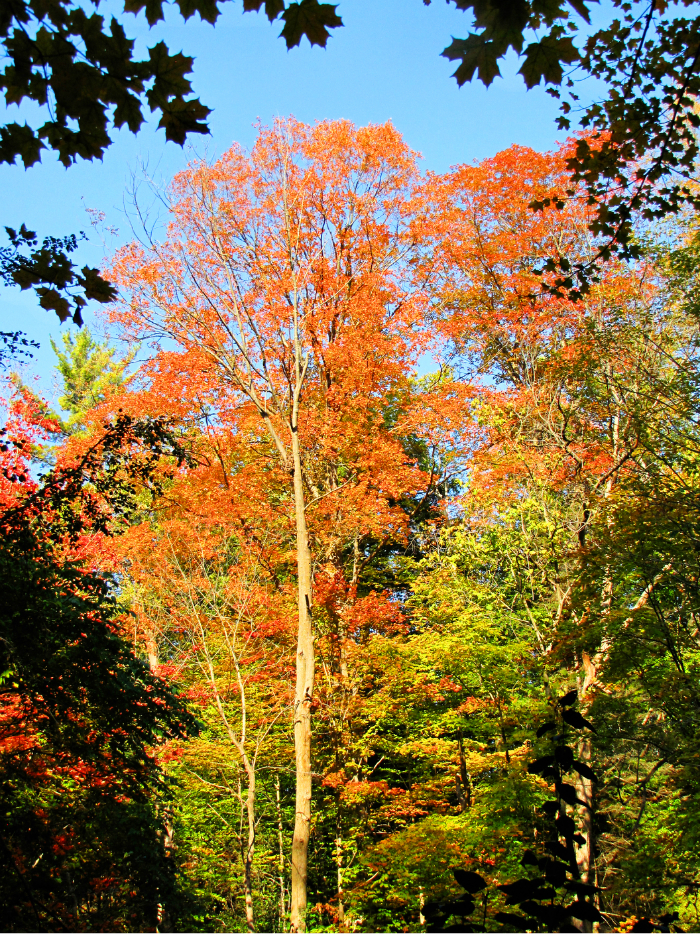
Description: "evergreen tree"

(49, 327), (136, 434)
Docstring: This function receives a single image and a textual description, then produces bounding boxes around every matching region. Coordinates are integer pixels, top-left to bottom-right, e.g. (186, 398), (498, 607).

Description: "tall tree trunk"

(242, 758), (256, 933)
(576, 654), (601, 933)
(145, 629), (159, 671)
(275, 774), (287, 930)
(457, 729), (472, 810)
(335, 804), (345, 928)
(574, 735), (594, 883)
(290, 429), (314, 933)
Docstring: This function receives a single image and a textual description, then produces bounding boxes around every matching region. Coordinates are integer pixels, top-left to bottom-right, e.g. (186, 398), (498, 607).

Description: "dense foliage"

(2, 118), (700, 932)
(0, 397), (199, 929)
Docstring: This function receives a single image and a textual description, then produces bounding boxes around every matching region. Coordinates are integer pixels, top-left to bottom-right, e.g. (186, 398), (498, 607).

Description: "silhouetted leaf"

(572, 759), (598, 782)
(454, 869), (487, 893)
(519, 33), (578, 88)
(450, 894), (476, 916)
(157, 97), (211, 145)
(37, 287), (71, 322)
(498, 877), (543, 905)
(556, 812), (575, 839)
(554, 744), (574, 768)
(629, 921), (656, 933)
(545, 839), (570, 862)
(565, 880), (599, 897)
(78, 267), (117, 303)
(562, 708), (596, 732)
(422, 900), (443, 922)
(520, 850), (539, 867)
(559, 781), (587, 807)
(539, 857), (568, 886)
(523, 901), (571, 926)
(243, 0), (286, 19)
(0, 122), (44, 167)
(442, 34), (502, 87)
(528, 754), (555, 774)
(280, 0), (342, 48)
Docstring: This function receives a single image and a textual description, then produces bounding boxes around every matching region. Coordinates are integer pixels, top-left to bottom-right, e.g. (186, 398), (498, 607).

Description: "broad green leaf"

(442, 34), (503, 86)
(519, 33), (579, 87)
(280, 0), (343, 49)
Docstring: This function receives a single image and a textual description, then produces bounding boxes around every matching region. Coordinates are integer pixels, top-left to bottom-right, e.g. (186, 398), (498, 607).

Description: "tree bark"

(275, 774), (287, 931)
(242, 757), (256, 933)
(457, 729), (472, 808)
(290, 428), (314, 933)
(145, 629), (159, 671)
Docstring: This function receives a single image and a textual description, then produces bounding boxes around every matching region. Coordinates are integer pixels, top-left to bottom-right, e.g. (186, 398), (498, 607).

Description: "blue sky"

(1, 0), (565, 393)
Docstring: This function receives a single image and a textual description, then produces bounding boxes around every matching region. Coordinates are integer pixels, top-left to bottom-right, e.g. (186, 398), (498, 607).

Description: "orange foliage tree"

(106, 117), (463, 930)
(426, 142), (671, 896)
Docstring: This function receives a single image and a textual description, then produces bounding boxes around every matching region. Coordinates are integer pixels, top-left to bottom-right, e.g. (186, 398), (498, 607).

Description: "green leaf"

(157, 97), (211, 145)
(519, 33), (579, 87)
(0, 122), (44, 167)
(37, 286), (71, 322)
(442, 34), (502, 86)
(78, 266), (118, 303)
(280, 0), (343, 48)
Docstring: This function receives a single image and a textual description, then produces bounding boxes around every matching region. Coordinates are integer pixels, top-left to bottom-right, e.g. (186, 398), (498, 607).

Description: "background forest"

(2, 116), (700, 934)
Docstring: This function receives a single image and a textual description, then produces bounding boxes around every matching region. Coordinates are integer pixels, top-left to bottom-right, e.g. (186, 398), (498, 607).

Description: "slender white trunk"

(242, 758), (256, 932)
(290, 429), (314, 933)
(275, 774), (287, 930)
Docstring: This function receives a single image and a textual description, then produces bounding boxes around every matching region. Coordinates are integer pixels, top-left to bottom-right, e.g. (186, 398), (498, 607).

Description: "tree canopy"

(3, 117), (700, 933)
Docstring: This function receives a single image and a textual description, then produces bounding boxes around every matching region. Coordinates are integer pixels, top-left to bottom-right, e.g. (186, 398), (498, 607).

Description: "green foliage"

(49, 326), (136, 433)
(167, 741), (296, 933)
(0, 2), (210, 168)
(0, 418), (199, 929)
(442, 0), (700, 293)
(0, 225), (116, 325)
(0, 0), (343, 169)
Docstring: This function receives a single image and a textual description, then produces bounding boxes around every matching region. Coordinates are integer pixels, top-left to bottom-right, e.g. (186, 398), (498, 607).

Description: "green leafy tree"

(8, 325), (135, 469)
(49, 325), (136, 433)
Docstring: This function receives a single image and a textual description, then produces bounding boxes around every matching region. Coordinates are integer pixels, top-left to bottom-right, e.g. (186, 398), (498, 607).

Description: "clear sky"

(1, 0), (564, 392)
